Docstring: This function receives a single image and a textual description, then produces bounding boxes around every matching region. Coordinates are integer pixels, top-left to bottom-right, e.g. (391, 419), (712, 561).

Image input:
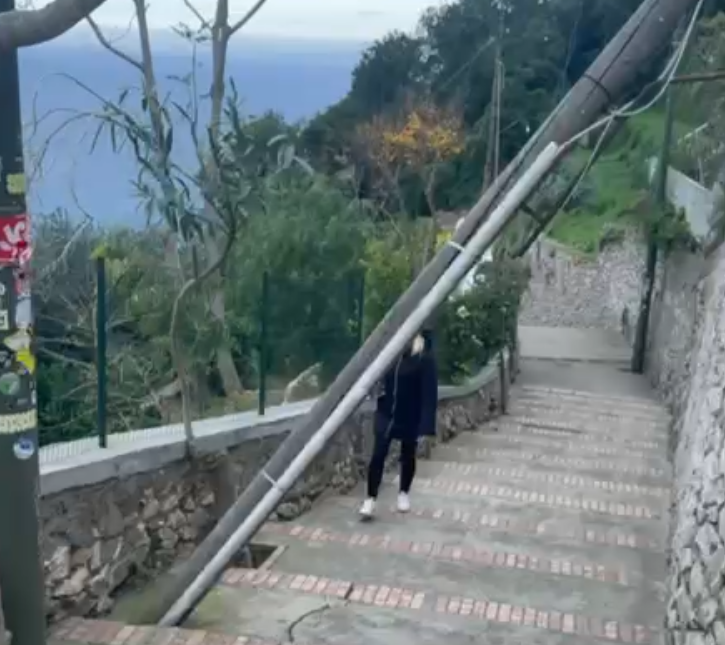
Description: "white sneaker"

(359, 498), (376, 519)
(397, 492), (411, 513)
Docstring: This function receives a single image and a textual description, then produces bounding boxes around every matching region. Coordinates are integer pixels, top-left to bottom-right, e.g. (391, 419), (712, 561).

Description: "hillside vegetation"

(547, 112), (696, 254)
(33, 0), (725, 445)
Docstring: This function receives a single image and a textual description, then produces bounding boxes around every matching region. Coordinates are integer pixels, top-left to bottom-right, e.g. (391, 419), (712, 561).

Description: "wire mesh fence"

(256, 270), (365, 414)
(39, 258), (366, 461)
(38, 246), (524, 466)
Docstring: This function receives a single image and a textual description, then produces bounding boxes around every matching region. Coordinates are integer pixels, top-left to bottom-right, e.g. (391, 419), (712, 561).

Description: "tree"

(31, 0), (279, 445)
(0, 0), (109, 50)
(359, 99), (464, 214)
(676, 12), (725, 185)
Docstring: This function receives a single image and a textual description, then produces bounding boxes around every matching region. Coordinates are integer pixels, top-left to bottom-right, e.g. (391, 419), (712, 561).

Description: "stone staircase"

(51, 356), (672, 645)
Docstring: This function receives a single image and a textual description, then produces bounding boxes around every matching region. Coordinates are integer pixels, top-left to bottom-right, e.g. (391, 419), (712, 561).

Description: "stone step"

(405, 466), (669, 514)
(383, 472), (666, 521)
(454, 430), (670, 471)
(188, 578), (625, 645)
(259, 496), (666, 587)
(518, 385), (664, 411)
(209, 566), (661, 644)
(50, 617), (267, 645)
(333, 477), (666, 549)
(487, 418), (667, 451)
(321, 493), (665, 554)
(511, 398), (671, 424)
(258, 522), (650, 591)
(413, 459), (670, 501)
(504, 407), (671, 433)
(431, 443), (670, 483)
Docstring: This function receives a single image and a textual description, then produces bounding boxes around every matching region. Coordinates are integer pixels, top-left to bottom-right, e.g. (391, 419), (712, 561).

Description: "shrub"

(436, 257), (529, 383)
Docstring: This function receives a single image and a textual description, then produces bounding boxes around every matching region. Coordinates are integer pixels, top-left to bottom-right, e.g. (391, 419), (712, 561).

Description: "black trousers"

(367, 430), (417, 499)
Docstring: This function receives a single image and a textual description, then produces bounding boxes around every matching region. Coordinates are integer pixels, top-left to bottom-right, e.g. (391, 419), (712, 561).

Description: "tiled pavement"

(52, 349), (672, 645)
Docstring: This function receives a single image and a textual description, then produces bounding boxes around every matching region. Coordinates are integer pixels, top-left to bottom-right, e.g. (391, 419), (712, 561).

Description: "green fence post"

(258, 271), (269, 416)
(96, 257), (108, 448)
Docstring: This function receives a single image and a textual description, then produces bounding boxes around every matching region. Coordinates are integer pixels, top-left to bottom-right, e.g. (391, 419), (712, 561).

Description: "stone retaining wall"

(519, 235), (645, 339)
(644, 243), (725, 645)
(40, 355), (514, 622)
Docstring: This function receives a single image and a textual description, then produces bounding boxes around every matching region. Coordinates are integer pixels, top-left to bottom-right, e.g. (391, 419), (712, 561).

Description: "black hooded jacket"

(373, 331), (438, 441)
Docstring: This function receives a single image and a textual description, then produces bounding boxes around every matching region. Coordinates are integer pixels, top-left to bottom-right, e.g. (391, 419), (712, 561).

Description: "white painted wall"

(647, 158), (718, 242)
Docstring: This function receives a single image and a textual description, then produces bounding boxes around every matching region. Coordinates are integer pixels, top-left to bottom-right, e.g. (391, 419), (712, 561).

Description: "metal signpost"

(0, 0), (47, 641)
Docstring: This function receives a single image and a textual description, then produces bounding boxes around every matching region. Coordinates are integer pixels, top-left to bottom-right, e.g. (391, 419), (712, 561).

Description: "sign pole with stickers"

(0, 0), (46, 642)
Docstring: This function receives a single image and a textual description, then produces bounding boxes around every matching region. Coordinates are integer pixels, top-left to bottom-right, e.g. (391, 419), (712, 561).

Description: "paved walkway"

(518, 325), (633, 365)
(53, 328), (672, 645)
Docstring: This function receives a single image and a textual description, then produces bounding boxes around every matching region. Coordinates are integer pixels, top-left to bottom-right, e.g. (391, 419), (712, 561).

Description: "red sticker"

(0, 215), (31, 265)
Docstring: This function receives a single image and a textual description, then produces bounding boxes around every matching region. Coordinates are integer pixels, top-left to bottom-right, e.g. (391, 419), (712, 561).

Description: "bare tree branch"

(229, 0), (269, 36)
(0, 0), (109, 51)
(86, 15), (143, 71)
(183, 0), (209, 31)
(36, 214), (93, 282)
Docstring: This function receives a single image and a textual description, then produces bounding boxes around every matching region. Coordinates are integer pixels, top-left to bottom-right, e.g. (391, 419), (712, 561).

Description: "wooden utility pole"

(631, 16), (692, 374)
(0, 0), (45, 642)
(631, 87), (676, 373)
(483, 11), (504, 191)
(150, 0), (701, 624)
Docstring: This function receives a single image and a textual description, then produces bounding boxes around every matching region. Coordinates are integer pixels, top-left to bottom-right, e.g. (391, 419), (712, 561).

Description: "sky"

(71, 0), (447, 42)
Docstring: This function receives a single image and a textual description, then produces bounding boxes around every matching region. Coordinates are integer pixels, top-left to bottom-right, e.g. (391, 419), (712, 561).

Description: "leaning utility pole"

(150, 0), (701, 624)
(483, 9), (505, 191)
(0, 0), (46, 643)
(631, 86), (676, 374)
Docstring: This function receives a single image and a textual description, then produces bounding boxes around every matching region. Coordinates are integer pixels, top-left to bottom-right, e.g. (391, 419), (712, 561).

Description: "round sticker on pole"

(13, 436), (35, 461)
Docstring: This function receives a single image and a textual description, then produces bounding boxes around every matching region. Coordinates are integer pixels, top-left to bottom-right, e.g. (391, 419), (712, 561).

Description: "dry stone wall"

(40, 359), (512, 623)
(646, 243), (725, 645)
(519, 235), (645, 339)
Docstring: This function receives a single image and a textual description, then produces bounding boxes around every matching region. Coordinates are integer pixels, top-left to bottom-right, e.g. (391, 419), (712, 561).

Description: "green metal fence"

(39, 261), (366, 449)
(256, 269), (365, 414)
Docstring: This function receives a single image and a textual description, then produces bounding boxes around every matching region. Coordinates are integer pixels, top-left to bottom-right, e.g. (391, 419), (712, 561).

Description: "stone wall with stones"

(642, 242), (725, 645)
(40, 358), (513, 623)
(646, 249), (706, 454)
(519, 235), (646, 339)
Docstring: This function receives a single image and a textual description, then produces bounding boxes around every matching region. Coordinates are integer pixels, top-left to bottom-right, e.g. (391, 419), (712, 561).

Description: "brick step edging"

(259, 522), (659, 589)
(326, 496), (664, 552)
(433, 462), (669, 498)
(50, 618), (262, 645)
(221, 568), (660, 644)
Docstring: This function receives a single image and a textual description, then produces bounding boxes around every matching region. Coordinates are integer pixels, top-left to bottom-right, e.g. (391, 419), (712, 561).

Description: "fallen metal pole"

(148, 0), (699, 624)
(159, 142), (561, 626)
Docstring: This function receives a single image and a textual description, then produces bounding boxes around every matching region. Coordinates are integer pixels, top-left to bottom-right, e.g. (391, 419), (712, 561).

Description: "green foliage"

(302, 0), (653, 213)
(545, 114), (692, 254)
(644, 202), (698, 251)
(361, 221), (429, 333)
(360, 219), (528, 383)
(436, 259), (529, 383)
(35, 212), (175, 445)
(224, 175), (371, 387)
(41, 0), (680, 445)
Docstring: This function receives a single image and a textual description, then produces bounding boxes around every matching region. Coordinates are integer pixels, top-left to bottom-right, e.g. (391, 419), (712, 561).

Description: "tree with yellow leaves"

(358, 99), (465, 269)
(360, 101), (464, 213)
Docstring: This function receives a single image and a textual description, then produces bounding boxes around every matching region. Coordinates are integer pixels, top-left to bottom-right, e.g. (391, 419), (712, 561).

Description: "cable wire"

(566, 0), (705, 151)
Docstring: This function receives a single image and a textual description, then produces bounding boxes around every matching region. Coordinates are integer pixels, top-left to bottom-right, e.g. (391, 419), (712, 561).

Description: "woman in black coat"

(359, 329), (438, 519)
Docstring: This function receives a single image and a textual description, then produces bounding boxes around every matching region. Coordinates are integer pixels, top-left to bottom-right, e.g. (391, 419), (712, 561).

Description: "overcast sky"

(80, 0), (446, 41)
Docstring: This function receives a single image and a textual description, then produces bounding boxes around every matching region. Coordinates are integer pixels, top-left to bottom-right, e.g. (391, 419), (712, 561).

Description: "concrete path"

(519, 326), (633, 365)
(178, 357), (670, 645)
(51, 329), (672, 645)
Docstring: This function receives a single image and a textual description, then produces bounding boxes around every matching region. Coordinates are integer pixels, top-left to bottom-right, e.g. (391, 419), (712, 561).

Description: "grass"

(545, 110), (696, 254)
(547, 148), (644, 254)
